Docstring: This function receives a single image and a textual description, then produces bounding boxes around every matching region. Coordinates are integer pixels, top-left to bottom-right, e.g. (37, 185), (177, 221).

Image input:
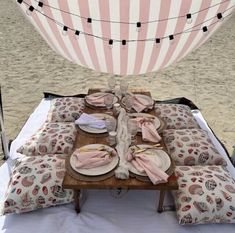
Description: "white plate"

(85, 92), (118, 107)
(127, 145), (171, 177)
(78, 113), (116, 134)
(128, 113), (161, 132)
(70, 144), (119, 176)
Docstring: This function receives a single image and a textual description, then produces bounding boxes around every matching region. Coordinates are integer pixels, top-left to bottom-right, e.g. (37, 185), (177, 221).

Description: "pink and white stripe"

(17, 0), (234, 75)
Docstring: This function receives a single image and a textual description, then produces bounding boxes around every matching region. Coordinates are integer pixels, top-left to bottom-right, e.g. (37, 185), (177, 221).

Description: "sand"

(0, 1), (234, 163)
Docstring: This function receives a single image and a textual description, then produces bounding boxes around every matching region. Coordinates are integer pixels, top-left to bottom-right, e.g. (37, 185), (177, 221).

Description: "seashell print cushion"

(17, 122), (77, 156)
(172, 166), (235, 225)
(163, 129), (227, 166)
(155, 104), (200, 130)
(48, 97), (85, 122)
(1, 154), (74, 215)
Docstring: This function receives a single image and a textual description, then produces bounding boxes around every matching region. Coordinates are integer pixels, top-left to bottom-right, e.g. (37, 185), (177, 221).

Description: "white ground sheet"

(0, 99), (234, 233)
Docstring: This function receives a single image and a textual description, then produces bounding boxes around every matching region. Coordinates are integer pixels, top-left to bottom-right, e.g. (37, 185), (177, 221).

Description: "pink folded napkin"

(132, 95), (153, 113)
(127, 151), (169, 184)
(73, 149), (113, 169)
(132, 118), (161, 143)
(86, 93), (110, 106)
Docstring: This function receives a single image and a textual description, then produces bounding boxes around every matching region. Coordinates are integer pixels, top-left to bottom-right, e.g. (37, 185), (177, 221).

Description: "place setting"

(85, 92), (118, 109)
(121, 93), (154, 113)
(68, 144), (119, 182)
(75, 113), (116, 134)
(126, 144), (172, 183)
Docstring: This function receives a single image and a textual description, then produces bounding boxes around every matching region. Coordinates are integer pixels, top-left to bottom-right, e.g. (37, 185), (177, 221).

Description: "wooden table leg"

(157, 190), (165, 213)
(74, 190), (81, 213)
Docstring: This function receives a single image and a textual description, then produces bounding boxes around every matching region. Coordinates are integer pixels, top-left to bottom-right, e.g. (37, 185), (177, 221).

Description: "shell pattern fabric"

(163, 128), (227, 166)
(173, 166), (235, 225)
(17, 122), (77, 156)
(154, 104), (200, 130)
(2, 154), (74, 215)
(48, 97), (85, 122)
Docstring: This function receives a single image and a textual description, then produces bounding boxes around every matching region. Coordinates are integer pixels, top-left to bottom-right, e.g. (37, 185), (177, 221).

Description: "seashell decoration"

(21, 192), (33, 207)
(40, 173), (52, 184)
(56, 171), (65, 179)
(36, 196), (46, 205)
(198, 152), (209, 164)
(180, 196), (192, 203)
(181, 205), (191, 212)
(193, 201), (209, 213)
(50, 185), (67, 198)
(225, 185), (235, 193)
(215, 198), (224, 211)
(4, 199), (16, 207)
(19, 166), (32, 174)
(32, 185), (40, 196)
(206, 195), (214, 204)
(184, 156), (196, 166)
(180, 213), (193, 224)
(221, 191), (232, 202)
(188, 184), (204, 195)
(229, 206), (235, 211)
(189, 172), (203, 176)
(214, 174), (228, 182)
(21, 175), (35, 187)
(205, 179), (217, 191)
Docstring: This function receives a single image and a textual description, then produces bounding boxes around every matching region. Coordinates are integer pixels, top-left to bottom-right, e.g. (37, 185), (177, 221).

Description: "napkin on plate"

(73, 149), (113, 169)
(132, 95), (153, 113)
(86, 93), (110, 105)
(75, 113), (106, 129)
(127, 150), (169, 184)
(131, 117), (161, 143)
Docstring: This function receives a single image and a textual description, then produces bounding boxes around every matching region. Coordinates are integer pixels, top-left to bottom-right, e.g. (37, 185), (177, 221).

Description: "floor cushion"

(163, 128), (227, 166)
(17, 122), (77, 156)
(1, 154), (74, 215)
(48, 97), (85, 122)
(173, 165), (235, 225)
(155, 104), (200, 129)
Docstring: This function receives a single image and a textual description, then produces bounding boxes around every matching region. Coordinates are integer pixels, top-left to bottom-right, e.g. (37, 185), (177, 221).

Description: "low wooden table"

(62, 89), (178, 213)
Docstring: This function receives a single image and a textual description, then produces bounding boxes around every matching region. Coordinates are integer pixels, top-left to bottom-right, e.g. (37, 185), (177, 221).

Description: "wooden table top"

(62, 89), (178, 191)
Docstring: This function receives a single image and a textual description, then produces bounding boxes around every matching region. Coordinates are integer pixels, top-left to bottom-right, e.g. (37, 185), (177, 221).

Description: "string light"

(136, 22), (141, 32)
(18, 0), (233, 47)
(75, 30), (80, 36)
(169, 35), (174, 45)
(37, 1), (43, 12)
(62, 26), (68, 36)
(87, 18), (92, 23)
(156, 38), (160, 43)
(186, 13), (192, 24)
(202, 26), (209, 36)
(109, 39), (113, 49)
(30, 0), (230, 25)
(122, 40), (126, 49)
(156, 38), (161, 48)
(217, 12), (223, 21)
(26, 6), (34, 16)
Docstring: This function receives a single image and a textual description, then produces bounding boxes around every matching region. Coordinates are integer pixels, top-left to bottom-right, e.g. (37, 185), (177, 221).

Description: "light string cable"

(19, 0), (234, 44)
(32, 0), (231, 25)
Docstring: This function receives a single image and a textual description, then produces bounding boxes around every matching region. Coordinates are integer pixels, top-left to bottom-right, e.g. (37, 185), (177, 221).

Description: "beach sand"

(0, 1), (234, 163)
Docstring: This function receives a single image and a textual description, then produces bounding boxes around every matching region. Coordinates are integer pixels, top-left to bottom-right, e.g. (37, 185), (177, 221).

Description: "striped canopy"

(17, 0), (234, 75)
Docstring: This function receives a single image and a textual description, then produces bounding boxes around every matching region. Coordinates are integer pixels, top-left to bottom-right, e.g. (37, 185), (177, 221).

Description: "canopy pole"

(0, 86), (9, 160)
